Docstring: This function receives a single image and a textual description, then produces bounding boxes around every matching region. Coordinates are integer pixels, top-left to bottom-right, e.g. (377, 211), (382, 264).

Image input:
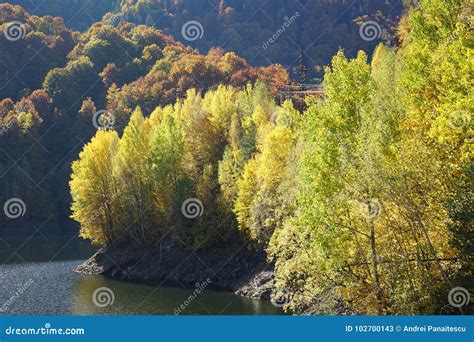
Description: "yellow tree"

(115, 107), (155, 244)
(70, 130), (120, 245)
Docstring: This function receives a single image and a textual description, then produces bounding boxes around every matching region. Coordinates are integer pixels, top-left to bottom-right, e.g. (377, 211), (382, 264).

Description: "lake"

(0, 233), (283, 315)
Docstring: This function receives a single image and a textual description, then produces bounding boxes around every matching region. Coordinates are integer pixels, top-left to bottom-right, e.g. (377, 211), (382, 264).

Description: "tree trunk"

(369, 222), (384, 314)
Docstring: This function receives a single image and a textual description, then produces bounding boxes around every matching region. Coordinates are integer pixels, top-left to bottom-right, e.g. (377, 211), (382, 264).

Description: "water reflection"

(0, 234), (96, 264)
(0, 234), (283, 315)
(71, 274), (283, 315)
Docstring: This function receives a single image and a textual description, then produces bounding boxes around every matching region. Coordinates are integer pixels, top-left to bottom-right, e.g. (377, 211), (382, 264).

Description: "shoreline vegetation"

(0, 0), (471, 316)
(71, 0), (472, 315)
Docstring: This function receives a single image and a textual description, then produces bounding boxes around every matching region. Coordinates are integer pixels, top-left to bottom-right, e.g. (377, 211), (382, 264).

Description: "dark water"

(0, 234), (282, 315)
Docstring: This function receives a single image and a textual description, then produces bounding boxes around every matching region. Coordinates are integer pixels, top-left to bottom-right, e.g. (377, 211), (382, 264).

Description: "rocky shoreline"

(75, 236), (276, 301)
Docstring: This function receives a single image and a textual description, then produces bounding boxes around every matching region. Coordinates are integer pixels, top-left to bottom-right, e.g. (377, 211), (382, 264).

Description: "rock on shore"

(75, 236), (276, 300)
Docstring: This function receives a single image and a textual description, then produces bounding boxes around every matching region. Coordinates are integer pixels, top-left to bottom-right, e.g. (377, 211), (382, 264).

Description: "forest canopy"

(10, 0), (402, 79)
(0, 0), (472, 316)
(70, 0), (472, 315)
(0, 2), (288, 222)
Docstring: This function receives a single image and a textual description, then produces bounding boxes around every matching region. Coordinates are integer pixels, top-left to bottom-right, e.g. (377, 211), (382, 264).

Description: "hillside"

(10, 0), (403, 79)
(0, 0), (402, 225)
(0, 0), (472, 316)
(0, 3), (288, 224)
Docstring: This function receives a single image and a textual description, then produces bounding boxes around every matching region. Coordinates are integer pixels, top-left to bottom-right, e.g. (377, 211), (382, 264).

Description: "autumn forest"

(0, 0), (472, 316)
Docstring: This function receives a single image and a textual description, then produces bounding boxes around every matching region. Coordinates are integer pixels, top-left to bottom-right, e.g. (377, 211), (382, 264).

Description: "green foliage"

(268, 0), (473, 315)
(0, 4), (77, 101)
(234, 99), (300, 246)
(112, 0), (401, 79)
(1, 3), (289, 227)
(43, 57), (103, 112)
(3, 0), (471, 316)
(69, 0), (472, 315)
(10, 0), (402, 83)
(10, 0), (117, 31)
(70, 85), (297, 249)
